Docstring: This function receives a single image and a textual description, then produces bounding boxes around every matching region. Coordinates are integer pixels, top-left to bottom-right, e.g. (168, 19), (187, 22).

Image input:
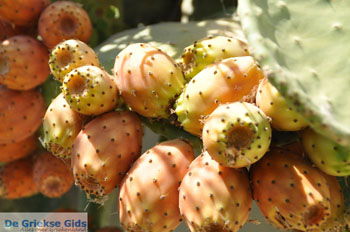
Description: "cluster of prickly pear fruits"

(0, 0), (94, 203)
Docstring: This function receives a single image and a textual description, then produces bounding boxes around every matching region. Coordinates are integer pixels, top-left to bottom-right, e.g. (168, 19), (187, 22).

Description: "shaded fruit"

(41, 93), (85, 159)
(302, 128), (350, 176)
(256, 79), (308, 131)
(0, 35), (49, 90)
(0, 157), (38, 199)
(0, 135), (37, 163)
(180, 35), (249, 81)
(175, 56), (264, 136)
(0, 17), (20, 41)
(38, 1), (92, 49)
(250, 148), (342, 231)
(33, 152), (73, 198)
(49, 39), (100, 82)
(72, 111), (143, 202)
(0, 0), (50, 26)
(203, 102), (271, 168)
(0, 87), (45, 144)
(119, 139), (194, 232)
(113, 43), (186, 118)
(179, 152), (252, 232)
(63, 66), (118, 115)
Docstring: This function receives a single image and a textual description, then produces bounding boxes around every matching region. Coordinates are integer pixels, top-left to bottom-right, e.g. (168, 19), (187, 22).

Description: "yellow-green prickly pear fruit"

(256, 79), (308, 131)
(180, 36), (249, 81)
(302, 128), (350, 176)
(203, 102), (271, 168)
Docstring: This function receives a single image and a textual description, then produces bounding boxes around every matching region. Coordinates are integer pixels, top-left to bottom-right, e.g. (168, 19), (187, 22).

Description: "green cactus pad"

(95, 18), (245, 71)
(238, 0), (350, 147)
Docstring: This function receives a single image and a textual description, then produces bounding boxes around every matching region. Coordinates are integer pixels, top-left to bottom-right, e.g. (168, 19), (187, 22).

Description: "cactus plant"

(238, 0), (350, 147)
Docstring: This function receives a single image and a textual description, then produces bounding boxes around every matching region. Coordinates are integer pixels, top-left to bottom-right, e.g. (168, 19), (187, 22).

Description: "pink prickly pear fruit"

(0, 0), (50, 26)
(33, 152), (74, 198)
(38, 1), (92, 49)
(119, 139), (195, 232)
(179, 152), (252, 232)
(41, 93), (86, 159)
(0, 135), (37, 163)
(180, 36), (249, 81)
(62, 66), (119, 115)
(49, 39), (100, 82)
(175, 56), (265, 136)
(72, 111), (143, 202)
(0, 157), (38, 199)
(0, 35), (49, 90)
(256, 79), (308, 131)
(0, 87), (45, 144)
(203, 102), (271, 168)
(250, 148), (342, 231)
(113, 43), (186, 118)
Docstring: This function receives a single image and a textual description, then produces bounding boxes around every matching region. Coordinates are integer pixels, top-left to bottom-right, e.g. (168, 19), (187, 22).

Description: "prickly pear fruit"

(0, 18), (20, 41)
(0, 35), (49, 90)
(0, 135), (37, 163)
(62, 66), (118, 115)
(180, 36), (249, 81)
(203, 102), (271, 168)
(0, 157), (38, 199)
(41, 93), (85, 159)
(72, 111), (142, 202)
(119, 139), (194, 232)
(256, 79), (308, 131)
(113, 43), (186, 118)
(96, 227), (122, 232)
(33, 153), (74, 198)
(38, 1), (92, 49)
(49, 39), (100, 82)
(0, 87), (45, 144)
(301, 128), (350, 176)
(175, 56), (264, 136)
(251, 148), (341, 231)
(0, 0), (49, 26)
(179, 152), (252, 232)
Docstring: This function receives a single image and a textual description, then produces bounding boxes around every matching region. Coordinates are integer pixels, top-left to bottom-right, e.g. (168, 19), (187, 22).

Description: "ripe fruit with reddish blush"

(72, 111), (143, 203)
(38, 1), (92, 49)
(0, 35), (49, 90)
(33, 153), (74, 198)
(0, 157), (38, 199)
(0, 0), (50, 26)
(0, 135), (37, 163)
(0, 87), (45, 144)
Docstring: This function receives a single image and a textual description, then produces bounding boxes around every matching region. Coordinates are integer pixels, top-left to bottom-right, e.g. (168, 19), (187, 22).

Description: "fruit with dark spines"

(180, 35), (249, 81)
(0, 0), (50, 26)
(0, 135), (37, 163)
(0, 35), (49, 90)
(302, 128), (350, 176)
(72, 111), (143, 202)
(33, 153), (74, 198)
(49, 39), (100, 83)
(175, 56), (265, 136)
(62, 66), (119, 115)
(113, 43), (186, 118)
(0, 157), (38, 199)
(119, 139), (194, 232)
(41, 93), (85, 159)
(202, 102), (271, 168)
(256, 79), (308, 131)
(250, 148), (341, 231)
(0, 87), (45, 144)
(38, 1), (92, 49)
(179, 152), (252, 232)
